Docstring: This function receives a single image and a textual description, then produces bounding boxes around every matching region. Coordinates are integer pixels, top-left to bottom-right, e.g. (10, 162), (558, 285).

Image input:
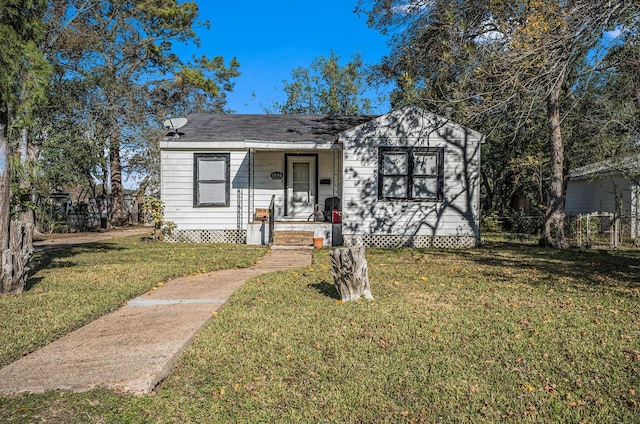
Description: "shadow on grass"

(25, 242), (128, 292)
(468, 240), (640, 292)
(309, 280), (340, 299)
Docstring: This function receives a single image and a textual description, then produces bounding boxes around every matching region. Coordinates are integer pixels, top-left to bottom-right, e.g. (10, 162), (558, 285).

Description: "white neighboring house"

(159, 106), (484, 248)
(565, 157), (640, 237)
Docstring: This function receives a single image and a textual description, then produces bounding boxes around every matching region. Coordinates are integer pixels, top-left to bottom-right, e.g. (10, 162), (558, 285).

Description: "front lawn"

(0, 236), (266, 368)
(1, 241), (638, 423)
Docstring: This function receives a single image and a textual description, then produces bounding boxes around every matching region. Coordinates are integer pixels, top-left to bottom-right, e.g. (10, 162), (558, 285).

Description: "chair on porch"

(323, 197), (341, 222)
(309, 197), (341, 222)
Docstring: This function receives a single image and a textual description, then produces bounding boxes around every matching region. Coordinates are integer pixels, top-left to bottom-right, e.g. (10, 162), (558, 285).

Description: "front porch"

(248, 142), (342, 218)
(246, 220), (342, 247)
(246, 144), (343, 247)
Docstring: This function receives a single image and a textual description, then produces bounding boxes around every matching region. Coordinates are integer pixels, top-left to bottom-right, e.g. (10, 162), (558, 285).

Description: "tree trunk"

(329, 247), (374, 302)
(20, 128), (27, 165)
(1, 221), (34, 294)
(480, 169), (494, 212)
(542, 77), (568, 248)
(109, 134), (126, 226)
(0, 120), (10, 251)
(0, 123), (34, 294)
(19, 128), (38, 231)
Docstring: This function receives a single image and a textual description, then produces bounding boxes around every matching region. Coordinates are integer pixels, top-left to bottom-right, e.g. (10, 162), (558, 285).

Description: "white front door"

(286, 155), (316, 218)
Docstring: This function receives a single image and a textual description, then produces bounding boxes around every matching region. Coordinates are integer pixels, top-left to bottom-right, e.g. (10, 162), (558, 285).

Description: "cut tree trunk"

(1, 221), (34, 294)
(329, 247), (373, 302)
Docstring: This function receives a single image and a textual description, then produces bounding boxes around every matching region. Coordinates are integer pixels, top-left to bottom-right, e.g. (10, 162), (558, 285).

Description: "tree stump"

(329, 247), (373, 301)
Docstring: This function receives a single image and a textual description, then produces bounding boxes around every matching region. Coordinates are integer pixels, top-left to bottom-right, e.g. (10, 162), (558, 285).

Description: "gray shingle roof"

(570, 155), (640, 180)
(162, 113), (377, 143)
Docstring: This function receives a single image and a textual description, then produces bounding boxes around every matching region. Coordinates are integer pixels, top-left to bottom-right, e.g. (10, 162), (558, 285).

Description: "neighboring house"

(565, 158), (640, 217)
(159, 106), (484, 248)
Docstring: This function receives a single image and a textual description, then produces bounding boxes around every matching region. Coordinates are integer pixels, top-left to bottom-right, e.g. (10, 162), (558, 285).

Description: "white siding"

(565, 176), (634, 216)
(161, 149), (249, 230)
(340, 108), (482, 239)
(159, 107), (482, 243)
(251, 150), (341, 220)
(317, 150), (342, 212)
(252, 151), (285, 219)
(162, 149), (343, 230)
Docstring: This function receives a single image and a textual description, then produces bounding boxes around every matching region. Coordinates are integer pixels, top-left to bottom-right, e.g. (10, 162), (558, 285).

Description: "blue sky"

(180, 1), (392, 114)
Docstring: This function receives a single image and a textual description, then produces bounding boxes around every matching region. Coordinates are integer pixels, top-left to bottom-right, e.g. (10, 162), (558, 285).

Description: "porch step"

(272, 231), (314, 247)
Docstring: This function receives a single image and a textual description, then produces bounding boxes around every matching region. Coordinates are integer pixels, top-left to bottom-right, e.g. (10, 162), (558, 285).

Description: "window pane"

(199, 182), (226, 204)
(382, 176), (408, 198)
(413, 177), (438, 199)
(198, 158), (226, 181)
(383, 152), (408, 175)
(292, 162), (310, 193)
(414, 153), (438, 175)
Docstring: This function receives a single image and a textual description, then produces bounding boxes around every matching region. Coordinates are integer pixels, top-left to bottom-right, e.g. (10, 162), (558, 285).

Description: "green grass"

(1, 241), (638, 423)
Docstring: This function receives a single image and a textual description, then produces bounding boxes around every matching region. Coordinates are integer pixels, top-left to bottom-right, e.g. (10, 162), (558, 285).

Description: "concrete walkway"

(0, 249), (312, 396)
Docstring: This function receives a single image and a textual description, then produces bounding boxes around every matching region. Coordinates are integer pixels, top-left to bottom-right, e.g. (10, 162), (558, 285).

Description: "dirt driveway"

(33, 226), (152, 252)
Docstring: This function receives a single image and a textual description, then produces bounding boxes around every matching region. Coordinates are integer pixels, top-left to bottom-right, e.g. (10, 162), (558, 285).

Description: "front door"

(286, 155), (316, 218)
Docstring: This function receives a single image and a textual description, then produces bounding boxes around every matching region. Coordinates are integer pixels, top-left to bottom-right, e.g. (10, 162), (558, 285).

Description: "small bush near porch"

(1, 240), (638, 423)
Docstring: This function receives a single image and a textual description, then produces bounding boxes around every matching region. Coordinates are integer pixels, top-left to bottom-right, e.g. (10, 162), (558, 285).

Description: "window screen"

(194, 153), (230, 207)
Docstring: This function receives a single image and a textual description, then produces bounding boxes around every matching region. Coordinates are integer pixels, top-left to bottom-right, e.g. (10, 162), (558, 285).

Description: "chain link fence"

(481, 214), (640, 248)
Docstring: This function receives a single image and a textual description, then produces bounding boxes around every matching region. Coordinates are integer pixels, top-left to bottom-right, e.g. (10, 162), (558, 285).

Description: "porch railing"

(268, 195), (275, 245)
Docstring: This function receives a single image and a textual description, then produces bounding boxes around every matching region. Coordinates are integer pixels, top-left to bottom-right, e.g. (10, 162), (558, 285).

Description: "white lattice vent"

(165, 230), (246, 244)
(343, 234), (477, 249)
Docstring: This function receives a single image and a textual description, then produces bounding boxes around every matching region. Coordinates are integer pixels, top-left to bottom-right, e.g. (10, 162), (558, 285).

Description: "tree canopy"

(359, 0), (640, 247)
(273, 51), (375, 115)
(0, 0), (51, 237)
(40, 0), (240, 221)
(0, 0), (51, 290)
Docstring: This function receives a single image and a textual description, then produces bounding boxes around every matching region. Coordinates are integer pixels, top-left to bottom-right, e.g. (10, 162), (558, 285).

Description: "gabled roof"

(570, 155), (640, 180)
(339, 106), (485, 142)
(162, 113), (376, 143)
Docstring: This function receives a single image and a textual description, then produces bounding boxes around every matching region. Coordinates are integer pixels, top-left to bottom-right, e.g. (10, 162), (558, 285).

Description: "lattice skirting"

(165, 229), (247, 244)
(343, 234), (478, 249)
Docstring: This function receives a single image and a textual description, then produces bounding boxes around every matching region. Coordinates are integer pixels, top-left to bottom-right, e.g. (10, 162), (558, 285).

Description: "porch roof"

(161, 113), (375, 144)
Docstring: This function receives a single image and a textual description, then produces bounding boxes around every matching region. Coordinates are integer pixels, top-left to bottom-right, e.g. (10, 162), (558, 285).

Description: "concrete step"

(272, 230), (314, 247)
(269, 245), (314, 251)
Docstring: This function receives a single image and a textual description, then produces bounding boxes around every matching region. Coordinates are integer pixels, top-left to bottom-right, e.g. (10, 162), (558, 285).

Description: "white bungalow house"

(565, 157), (640, 238)
(159, 106), (484, 248)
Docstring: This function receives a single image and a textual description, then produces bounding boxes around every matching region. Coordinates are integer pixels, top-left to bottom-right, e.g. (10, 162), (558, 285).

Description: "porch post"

(248, 148), (253, 223)
(333, 149), (340, 200)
